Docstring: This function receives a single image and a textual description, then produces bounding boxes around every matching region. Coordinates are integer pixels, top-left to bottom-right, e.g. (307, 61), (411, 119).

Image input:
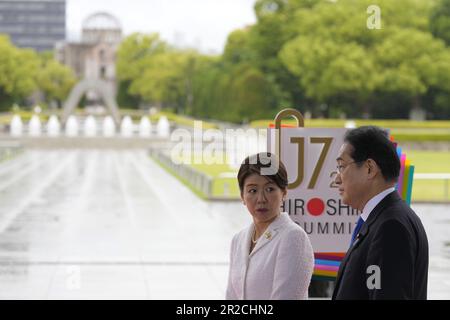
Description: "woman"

(226, 152), (314, 300)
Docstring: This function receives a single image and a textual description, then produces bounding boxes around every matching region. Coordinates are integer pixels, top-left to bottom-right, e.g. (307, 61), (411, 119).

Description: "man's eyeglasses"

(336, 160), (364, 174)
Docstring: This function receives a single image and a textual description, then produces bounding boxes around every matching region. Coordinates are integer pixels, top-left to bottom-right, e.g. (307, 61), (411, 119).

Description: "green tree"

(113, 0), (450, 121)
(228, 64), (277, 122)
(190, 56), (224, 118)
(373, 28), (450, 113)
(116, 32), (168, 81)
(116, 33), (168, 108)
(223, 28), (256, 65)
(127, 50), (199, 112)
(280, 38), (377, 115)
(279, 0), (450, 118)
(36, 52), (76, 108)
(116, 80), (141, 109)
(235, 0), (323, 112)
(430, 0), (450, 45)
(0, 35), (39, 111)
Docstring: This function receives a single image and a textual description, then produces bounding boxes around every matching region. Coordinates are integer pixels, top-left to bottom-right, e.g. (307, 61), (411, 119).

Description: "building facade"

(0, 0), (66, 52)
(56, 12), (122, 104)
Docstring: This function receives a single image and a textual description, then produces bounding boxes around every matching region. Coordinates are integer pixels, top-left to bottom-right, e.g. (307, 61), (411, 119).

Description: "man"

(332, 126), (428, 300)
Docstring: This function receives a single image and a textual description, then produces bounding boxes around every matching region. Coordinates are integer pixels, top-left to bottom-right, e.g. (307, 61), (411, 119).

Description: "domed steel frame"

(82, 12), (122, 31)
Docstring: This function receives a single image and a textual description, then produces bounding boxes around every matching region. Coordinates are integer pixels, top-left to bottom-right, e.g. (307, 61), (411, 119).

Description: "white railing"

(149, 148), (213, 198)
(414, 173), (450, 201)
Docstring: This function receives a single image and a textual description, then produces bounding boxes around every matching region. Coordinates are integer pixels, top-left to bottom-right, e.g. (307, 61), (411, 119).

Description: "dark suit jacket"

(332, 191), (429, 300)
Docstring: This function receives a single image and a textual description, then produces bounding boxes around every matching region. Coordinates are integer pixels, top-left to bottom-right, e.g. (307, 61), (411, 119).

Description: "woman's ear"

(240, 192), (245, 205)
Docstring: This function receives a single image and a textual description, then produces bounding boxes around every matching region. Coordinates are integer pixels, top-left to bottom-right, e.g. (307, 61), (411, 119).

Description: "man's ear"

(366, 159), (378, 179)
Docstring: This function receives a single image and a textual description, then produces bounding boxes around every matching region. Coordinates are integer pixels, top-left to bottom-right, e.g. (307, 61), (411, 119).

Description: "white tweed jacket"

(226, 212), (314, 300)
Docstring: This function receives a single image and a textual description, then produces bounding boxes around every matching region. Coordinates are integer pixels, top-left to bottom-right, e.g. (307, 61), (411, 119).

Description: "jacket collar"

(356, 191), (402, 243)
(249, 212), (291, 257)
(360, 187), (396, 222)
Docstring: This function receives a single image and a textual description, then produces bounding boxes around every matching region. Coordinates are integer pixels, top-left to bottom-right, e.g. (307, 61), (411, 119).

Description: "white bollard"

(28, 115), (42, 137)
(65, 115), (79, 137)
(157, 116), (170, 138)
(84, 115), (97, 137)
(10, 115), (23, 137)
(120, 116), (133, 137)
(47, 115), (61, 137)
(102, 116), (116, 137)
(139, 116), (152, 137)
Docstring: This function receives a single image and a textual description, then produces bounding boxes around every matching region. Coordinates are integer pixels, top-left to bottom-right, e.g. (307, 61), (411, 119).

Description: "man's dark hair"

(344, 126), (400, 182)
(237, 152), (288, 194)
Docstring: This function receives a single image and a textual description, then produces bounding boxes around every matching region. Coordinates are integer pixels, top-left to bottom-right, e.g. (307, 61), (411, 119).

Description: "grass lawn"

(251, 119), (450, 129)
(148, 111), (218, 129)
(169, 153), (240, 199)
(0, 112), (50, 125)
(250, 119), (450, 142)
(405, 151), (450, 202)
(189, 162), (240, 199)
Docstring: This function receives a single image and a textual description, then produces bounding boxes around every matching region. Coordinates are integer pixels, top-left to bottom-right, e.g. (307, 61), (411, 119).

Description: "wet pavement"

(0, 150), (449, 299)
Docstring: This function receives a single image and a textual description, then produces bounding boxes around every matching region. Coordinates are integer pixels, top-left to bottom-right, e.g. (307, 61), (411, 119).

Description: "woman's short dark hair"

(344, 126), (400, 182)
(237, 152), (288, 194)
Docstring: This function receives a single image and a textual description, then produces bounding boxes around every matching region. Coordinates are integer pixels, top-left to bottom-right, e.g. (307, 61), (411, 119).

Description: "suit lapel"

(333, 191), (401, 298)
(239, 225), (252, 297)
(359, 191), (401, 238)
(249, 213), (289, 257)
(249, 228), (278, 256)
(240, 225), (252, 259)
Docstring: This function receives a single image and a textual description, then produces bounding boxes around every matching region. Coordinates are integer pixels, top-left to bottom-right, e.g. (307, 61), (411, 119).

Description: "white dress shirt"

(360, 187), (396, 222)
(226, 212), (314, 300)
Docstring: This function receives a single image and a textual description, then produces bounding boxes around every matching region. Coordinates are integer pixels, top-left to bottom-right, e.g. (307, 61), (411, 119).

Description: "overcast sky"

(67, 0), (257, 54)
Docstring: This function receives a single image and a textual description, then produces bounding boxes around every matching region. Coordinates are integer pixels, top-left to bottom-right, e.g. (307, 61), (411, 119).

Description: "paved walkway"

(0, 150), (249, 299)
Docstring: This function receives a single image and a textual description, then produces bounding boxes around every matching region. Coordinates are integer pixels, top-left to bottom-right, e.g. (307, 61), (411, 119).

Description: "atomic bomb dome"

(81, 12), (122, 44)
(56, 11), (123, 108)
